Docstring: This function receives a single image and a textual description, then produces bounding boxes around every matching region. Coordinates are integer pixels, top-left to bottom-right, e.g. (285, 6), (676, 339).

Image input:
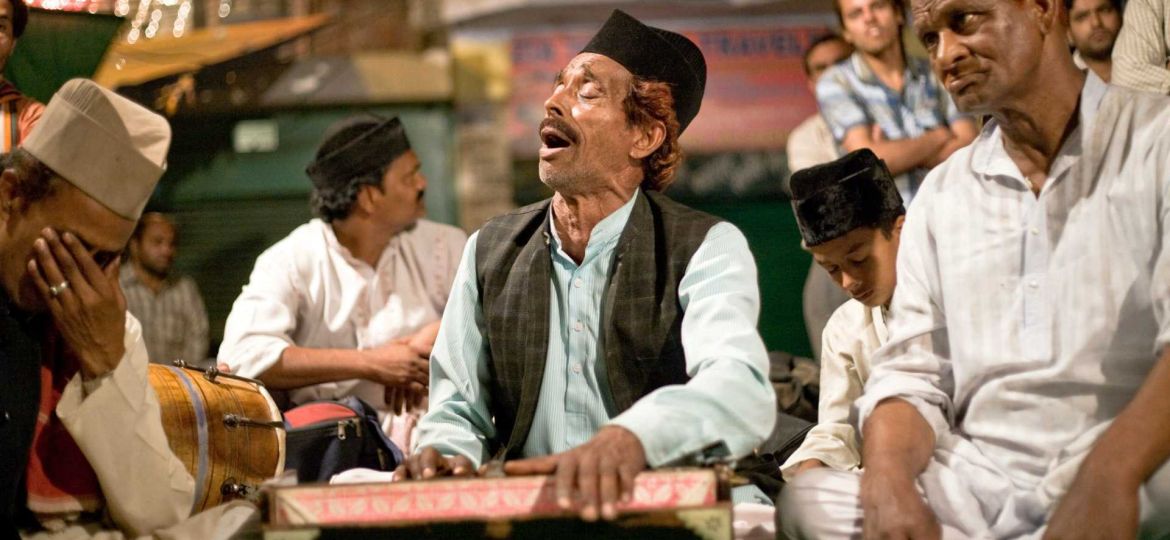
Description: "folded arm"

(217, 250), (428, 391)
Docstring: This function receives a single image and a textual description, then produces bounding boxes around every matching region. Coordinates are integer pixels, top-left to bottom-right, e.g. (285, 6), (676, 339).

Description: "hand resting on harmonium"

(394, 425), (647, 522)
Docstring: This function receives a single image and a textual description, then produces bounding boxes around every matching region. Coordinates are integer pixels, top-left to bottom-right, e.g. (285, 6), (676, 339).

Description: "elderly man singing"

(398, 9), (776, 522)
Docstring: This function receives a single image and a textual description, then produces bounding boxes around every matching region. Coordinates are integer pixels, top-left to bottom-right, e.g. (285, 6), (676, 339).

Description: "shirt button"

(573, 321), (583, 332)
(573, 278), (583, 289)
(571, 363), (582, 374)
(1028, 280), (1039, 289)
(1030, 228), (1040, 236)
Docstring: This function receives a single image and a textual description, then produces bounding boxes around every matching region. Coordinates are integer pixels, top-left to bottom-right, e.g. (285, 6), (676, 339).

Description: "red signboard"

(509, 21), (834, 157)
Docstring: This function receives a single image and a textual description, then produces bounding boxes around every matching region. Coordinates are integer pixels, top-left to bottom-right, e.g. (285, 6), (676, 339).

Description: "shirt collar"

(873, 304), (890, 343)
(320, 219), (363, 270)
(119, 262), (178, 289)
(548, 190), (639, 261)
(971, 71), (1106, 182)
(851, 51), (928, 86)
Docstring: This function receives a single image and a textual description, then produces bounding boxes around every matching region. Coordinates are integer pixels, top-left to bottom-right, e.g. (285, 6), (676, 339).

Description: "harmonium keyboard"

(263, 468), (732, 539)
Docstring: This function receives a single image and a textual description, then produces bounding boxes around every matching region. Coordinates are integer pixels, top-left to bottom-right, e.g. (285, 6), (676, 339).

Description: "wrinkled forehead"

(910, 0), (950, 29)
(913, 0), (1005, 26)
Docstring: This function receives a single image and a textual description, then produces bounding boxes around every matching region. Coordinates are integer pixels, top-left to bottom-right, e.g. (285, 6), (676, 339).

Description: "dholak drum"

(148, 361), (285, 513)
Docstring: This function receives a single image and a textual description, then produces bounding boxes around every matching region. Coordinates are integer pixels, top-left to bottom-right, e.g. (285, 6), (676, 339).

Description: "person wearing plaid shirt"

(817, 0), (977, 201)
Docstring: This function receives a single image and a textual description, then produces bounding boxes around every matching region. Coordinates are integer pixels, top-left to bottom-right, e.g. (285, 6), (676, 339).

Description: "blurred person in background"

(1112, 0), (1170, 92)
(0, 0), (43, 152)
(1066, 0), (1123, 82)
(120, 212), (210, 366)
(818, 0), (977, 201)
(787, 32), (855, 362)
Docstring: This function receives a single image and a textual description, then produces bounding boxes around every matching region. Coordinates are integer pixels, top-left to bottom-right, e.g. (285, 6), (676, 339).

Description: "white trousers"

(778, 456), (1170, 539)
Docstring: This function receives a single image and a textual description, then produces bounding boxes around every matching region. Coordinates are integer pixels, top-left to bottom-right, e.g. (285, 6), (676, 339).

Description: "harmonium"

(262, 468), (733, 539)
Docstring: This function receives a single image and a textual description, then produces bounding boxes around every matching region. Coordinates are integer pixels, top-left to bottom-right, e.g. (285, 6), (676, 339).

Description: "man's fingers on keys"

(598, 459), (620, 520)
(618, 463), (638, 503)
(576, 455), (600, 521)
(554, 454), (578, 511)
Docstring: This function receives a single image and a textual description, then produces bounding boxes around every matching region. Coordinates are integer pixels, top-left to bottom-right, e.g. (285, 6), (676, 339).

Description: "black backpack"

(282, 396), (404, 483)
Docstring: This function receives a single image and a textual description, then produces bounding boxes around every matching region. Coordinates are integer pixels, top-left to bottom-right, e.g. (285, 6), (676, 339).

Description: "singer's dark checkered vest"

(475, 190), (721, 457)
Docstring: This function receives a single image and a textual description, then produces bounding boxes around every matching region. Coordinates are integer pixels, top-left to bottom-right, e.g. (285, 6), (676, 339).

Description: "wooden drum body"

(149, 363), (285, 513)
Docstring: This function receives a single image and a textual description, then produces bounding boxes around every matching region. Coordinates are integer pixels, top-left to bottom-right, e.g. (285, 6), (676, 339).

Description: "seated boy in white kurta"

(778, 148), (905, 480)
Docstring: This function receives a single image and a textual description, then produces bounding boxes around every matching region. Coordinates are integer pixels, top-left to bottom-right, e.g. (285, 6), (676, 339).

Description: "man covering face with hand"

(0, 79), (194, 538)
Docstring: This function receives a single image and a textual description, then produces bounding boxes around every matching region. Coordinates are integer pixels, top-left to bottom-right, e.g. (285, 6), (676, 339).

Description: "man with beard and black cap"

(219, 114), (467, 452)
(399, 9), (776, 523)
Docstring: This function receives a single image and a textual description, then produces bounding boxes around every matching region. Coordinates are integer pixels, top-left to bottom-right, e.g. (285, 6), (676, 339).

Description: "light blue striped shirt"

(415, 191), (776, 468)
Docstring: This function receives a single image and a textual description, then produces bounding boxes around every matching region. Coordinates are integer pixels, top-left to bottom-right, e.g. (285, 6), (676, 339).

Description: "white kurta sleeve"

(608, 222), (776, 466)
(855, 186), (955, 440)
(56, 314), (194, 537)
(1155, 126), (1170, 354)
(780, 303), (865, 480)
(217, 247), (300, 379)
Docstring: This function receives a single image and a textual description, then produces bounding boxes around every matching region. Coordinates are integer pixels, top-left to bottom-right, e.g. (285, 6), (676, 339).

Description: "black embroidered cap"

(306, 115), (411, 189)
(581, 9), (707, 133)
(790, 148), (905, 247)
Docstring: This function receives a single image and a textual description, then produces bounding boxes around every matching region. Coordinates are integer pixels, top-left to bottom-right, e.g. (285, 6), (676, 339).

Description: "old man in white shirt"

(779, 0), (1170, 538)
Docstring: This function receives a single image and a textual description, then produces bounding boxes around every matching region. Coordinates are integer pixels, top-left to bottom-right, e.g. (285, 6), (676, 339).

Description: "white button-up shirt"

(858, 72), (1170, 520)
(218, 219), (466, 444)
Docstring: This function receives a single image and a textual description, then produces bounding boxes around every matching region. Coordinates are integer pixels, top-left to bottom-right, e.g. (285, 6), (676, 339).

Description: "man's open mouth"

(540, 129), (572, 149)
(538, 118), (577, 151)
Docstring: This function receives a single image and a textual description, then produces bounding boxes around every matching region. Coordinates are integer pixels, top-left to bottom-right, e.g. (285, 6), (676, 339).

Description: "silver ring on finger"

(48, 281), (70, 297)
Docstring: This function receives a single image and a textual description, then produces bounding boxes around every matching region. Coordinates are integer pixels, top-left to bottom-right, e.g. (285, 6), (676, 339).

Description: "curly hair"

(309, 165), (387, 223)
(0, 149), (61, 209)
(623, 78), (684, 192)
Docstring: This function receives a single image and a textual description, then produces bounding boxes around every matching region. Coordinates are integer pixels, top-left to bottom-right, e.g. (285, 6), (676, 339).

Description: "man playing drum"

(0, 79), (194, 537)
(218, 114), (467, 452)
(398, 9), (776, 522)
